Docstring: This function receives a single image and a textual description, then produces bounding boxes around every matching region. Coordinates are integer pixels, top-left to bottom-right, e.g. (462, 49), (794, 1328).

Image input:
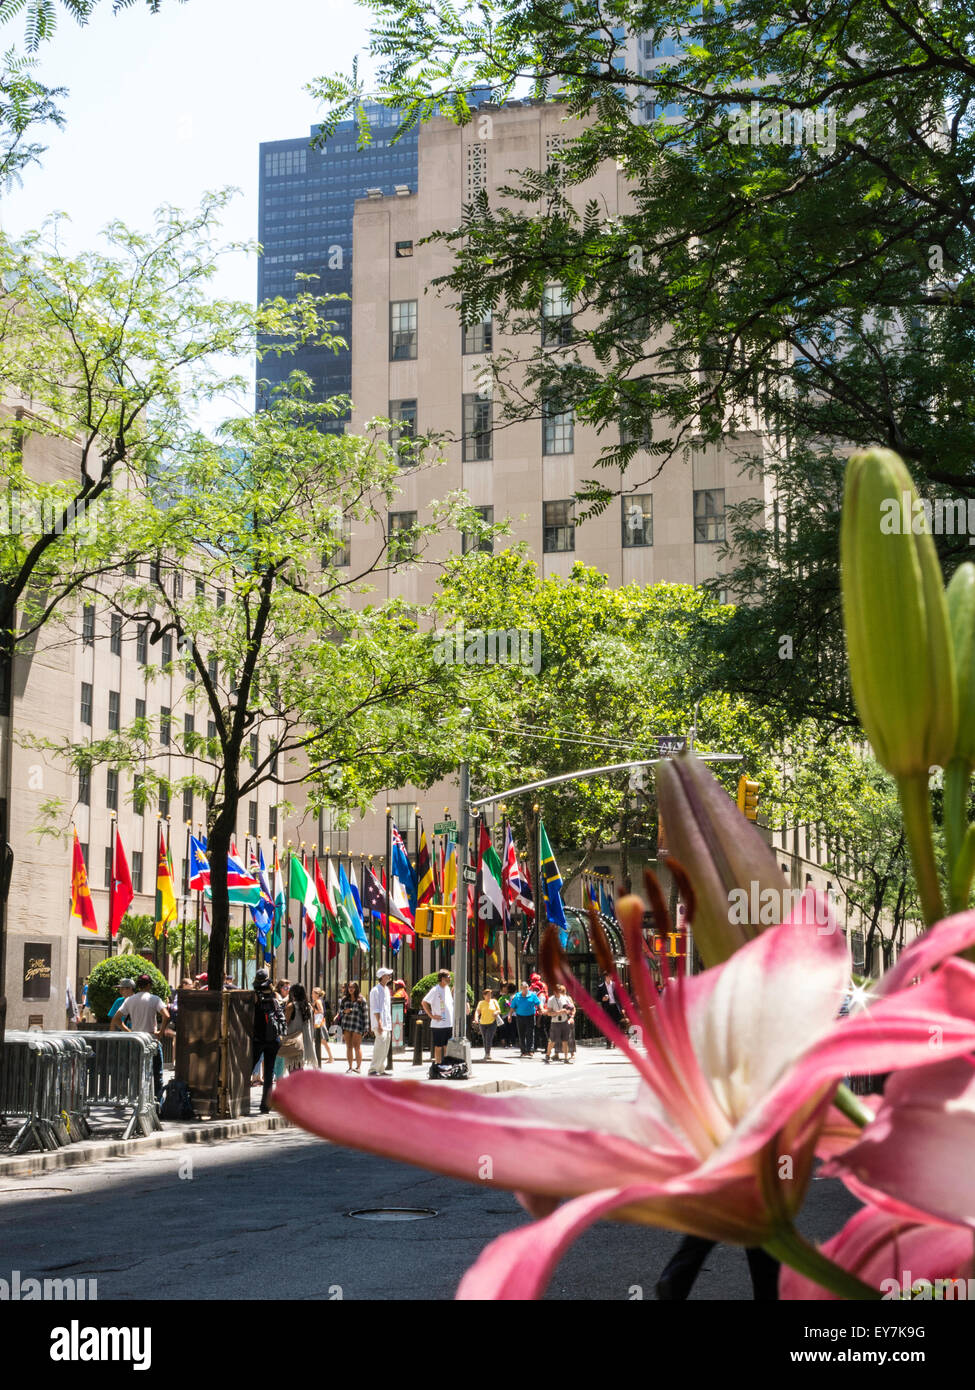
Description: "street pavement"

(0, 1040), (862, 1300)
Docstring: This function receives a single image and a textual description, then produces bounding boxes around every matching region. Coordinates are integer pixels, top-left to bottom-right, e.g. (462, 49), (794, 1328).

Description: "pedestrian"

(473, 987), (501, 1060)
(421, 969), (454, 1065)
(531, 974), (550, 1052)
(368, 967), (394, 1075)
(311, 987), (335, 1065)
(110, 973), (169, 1100)
(544, 981), (575, 1064)
(339, 981), (367, 1073)
(276, 982), (312, 1077)
(107, 977), (135, 1023)
(595, 970), (623, 1046)
(275, 979), (291, 1004)
(509, 981), (541, 1057)
(251, 968), (285, 1113)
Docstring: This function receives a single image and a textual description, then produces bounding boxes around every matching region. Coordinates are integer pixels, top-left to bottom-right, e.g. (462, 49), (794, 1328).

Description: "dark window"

(108, 690), (120, 732)
(394, 240), (413, 258)
(183, 713), (195, 745)
(268, 806), (278, 840)
(326, 518), (351, 568)
(542, 393), (574, 455)
(104, 845), (113, 890)
(125, 561), (137, 578)
(80, 842), (89, 872)
(182, 787), (193, 825)
(388, 399), (417, 466)
(207, 719), (217, 742)
(622, 495), (653, 548)
(249, 733), (259, 767)
(462, 392), (492, 461)
(160, 707), (171, 746)
(82, 604), (95, 646)
(161, 634), (173, 665)
(543, 500), (575, 553)
(110, 613), (122, 656)
(216, 589), (226, 609)
(78, 768), (90, 805)
(248, 801), (258, 836)
(80, 682), (93, 726)
(107, 768), (118, 811)
(541, 282), (573, 346)
(181, 856), (189, 896)
(135, 697), (146, 723)
(390, 300), (417, 359)
(133, 775), (146, 815)
(208, 655), (218, 683)
(132, 851), (143, 894)
(195, 578), (205, 599)
(270, 740), (279, 779)
(462, 505), (494, 555)
(159, 785), (170, 819)
(390, 802), (413, 835)
(462, 310), (492, 355)
(388, 511), (418, 560)
(149, 558), (161, 585)
(693, 488), (726, 543)
(136, 625), (148, 665)
(173, 573), (183, 599)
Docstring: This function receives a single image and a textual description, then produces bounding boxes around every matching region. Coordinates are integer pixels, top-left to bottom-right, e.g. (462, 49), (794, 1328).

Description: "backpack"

(256, 993), (285, 1043)
(428, 1061), (469, 1081)
(159, 1080), (195, 1122)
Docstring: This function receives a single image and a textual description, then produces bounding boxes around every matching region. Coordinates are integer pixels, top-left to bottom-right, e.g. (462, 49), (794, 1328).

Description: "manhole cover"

(0, 1187), (73, 1198)
(347, 1207), (437, 1222)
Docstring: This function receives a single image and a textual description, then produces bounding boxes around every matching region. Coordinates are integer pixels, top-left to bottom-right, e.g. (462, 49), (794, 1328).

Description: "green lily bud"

(947, 563), (975, 763)
(841, 449), (956, 777)
(655, 751), (790, 968)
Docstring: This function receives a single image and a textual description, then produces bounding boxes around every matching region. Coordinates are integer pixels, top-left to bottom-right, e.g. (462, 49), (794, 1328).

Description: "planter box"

(174, 990), (255, 1120)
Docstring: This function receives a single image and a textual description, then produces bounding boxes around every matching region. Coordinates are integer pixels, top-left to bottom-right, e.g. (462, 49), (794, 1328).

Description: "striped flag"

(502, 823), (534, 920)
(416, 828), (434, 907)
(154, 825), (177, 939)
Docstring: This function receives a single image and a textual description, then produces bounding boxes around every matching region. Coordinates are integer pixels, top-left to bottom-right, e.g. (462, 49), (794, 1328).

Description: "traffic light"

(737, 776), (760, 821)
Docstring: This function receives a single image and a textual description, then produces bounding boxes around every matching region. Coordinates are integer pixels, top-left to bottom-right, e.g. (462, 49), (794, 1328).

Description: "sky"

(0, 0), (373, 358)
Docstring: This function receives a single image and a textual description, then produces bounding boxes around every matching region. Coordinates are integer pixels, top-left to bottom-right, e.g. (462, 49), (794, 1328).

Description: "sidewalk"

(0, 1037), (635, 1179)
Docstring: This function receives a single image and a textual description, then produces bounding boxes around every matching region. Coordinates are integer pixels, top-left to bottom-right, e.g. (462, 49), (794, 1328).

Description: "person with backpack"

(252, 968), (285, 1113)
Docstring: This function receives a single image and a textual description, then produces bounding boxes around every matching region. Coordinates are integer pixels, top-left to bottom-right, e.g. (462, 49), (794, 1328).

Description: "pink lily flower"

(779, 1205), (974, 1300)
(274, 892), (975, 1300)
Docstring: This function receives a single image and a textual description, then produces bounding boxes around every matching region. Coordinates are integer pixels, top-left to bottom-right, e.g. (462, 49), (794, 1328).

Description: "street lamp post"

(446, 758), (472, 1072)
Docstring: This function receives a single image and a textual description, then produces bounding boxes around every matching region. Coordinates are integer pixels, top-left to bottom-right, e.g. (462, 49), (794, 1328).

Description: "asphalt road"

(0, 1044), (862, 1301)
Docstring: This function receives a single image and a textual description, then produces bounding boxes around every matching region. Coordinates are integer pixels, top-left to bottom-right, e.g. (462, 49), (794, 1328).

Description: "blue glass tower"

(257, 104), (420, 427)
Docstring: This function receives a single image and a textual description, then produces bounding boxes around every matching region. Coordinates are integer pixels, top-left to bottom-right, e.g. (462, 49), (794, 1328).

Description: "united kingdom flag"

(502, 823), (534, 921)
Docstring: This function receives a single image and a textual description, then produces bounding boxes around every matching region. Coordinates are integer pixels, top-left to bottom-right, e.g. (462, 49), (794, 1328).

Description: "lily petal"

(874, 908), (975, 996)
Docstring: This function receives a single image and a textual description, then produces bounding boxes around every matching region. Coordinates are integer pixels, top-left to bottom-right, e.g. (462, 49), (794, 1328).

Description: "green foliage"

(410, 971), (475, 1011)
(86, 952), (169, 1021)
(116, 913), (156, 953)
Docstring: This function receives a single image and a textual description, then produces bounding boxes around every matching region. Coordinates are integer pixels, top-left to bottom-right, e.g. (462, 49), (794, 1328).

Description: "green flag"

(288, 854), (321, 941)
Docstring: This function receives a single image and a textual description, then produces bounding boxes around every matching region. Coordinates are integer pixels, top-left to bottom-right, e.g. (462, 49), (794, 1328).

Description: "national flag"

(188, 835), (210, 891)
(416, 828), (434, 907)
(326, 858), (359, 946)
(272, 847), (286, 949)
(289, 853), (321, 947)
(598, 879), (616, 920)
(390, 827), (416, 943)
(477, 822), (505, 950)
(338, 862), (369, 950)
(154, 825), (177, 939)
(108, 826), (133, 939)
(204, 841), (261, 906)
(248, 845), (274, 953)
(362, 863), (411, 926)
(539, 820), (568, 946)
(502, 823), (534, 920)
(201, 898), (211, 938)
(70, 828), (98, 934)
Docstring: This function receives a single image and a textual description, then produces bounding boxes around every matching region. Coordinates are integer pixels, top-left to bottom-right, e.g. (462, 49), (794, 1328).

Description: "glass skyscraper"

(256, 104), (420, 427)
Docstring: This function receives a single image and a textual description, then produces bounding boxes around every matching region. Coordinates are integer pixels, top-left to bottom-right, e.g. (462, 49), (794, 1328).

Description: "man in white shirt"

(421, 969), (454, 1064)
(368, 967), (394, 1076)
(110, 973), (169, 1099)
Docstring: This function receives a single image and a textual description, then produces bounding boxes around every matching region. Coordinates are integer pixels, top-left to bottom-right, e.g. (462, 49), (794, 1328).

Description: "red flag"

(302, 851), (316, 949)
(70, 828), (98, 934)
(109, 826), (133, 938)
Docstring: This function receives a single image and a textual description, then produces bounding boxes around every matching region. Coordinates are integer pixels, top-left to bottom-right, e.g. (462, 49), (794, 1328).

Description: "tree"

(312, 0), (975, 726)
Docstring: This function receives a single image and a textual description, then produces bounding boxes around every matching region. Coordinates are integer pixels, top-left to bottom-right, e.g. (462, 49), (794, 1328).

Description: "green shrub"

(410, 971), (475, 1011)
(87, 954), (170, 1022)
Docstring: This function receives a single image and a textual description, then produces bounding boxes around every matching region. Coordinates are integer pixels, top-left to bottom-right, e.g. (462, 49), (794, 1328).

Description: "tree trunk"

(206, 803), (236, 992)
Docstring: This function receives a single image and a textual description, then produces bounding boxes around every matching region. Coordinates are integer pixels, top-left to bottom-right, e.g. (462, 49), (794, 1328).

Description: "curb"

(0, 1076), (526, 1179)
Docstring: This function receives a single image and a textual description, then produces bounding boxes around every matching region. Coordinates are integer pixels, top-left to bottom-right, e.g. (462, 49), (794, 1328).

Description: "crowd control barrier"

(0, 1032), (94, 1153)
(57, 1030), (162, 1140)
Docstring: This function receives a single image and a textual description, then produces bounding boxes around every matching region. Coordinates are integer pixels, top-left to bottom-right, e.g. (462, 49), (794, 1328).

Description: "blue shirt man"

(510, 983), (541, 1056)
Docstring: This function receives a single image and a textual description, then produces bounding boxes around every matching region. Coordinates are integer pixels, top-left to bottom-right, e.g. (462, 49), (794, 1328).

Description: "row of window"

(389, 296), (567, 361)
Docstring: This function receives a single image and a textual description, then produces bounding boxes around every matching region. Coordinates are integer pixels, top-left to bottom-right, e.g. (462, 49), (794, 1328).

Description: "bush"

(87, 954), (170, 1022)
(410, 971), (475, 1011)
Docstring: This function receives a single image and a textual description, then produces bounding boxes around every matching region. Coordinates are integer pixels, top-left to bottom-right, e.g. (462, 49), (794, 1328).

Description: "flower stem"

(763, 1225), (881, 1300)
(897, 772), (945, 926)
(944, 758), (973, 913)
(834, 1082), (871, 1128)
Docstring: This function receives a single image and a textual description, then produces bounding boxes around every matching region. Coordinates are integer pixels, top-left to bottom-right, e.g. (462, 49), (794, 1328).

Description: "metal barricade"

(51, 1034), (94, 1142)
(0, 1032), (78, 1153)
(61, 1031), (162, 1139)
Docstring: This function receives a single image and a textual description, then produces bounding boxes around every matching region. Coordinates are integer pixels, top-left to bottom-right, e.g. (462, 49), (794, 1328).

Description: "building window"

(388, 398), (417, 467)
(183, 713), (195, 746)
(270, 739), (279, 779)
(542, 393), (574, 455)
(104, 845), (113, 890)
(543, 500), (575, 553)
(326, 517), (351, 568)
(133, 775), (146, 815)
(208, 655), (218, 683)
(107, 768), (118, 811)
(390, 802), (413, 835)
(216, 589), (226, 610)
(207, 719), (217, 742)
(108, 690), (120, 732)
(462, 392), (492, 462)
(268, 806), (278, 840)
(82, 604), (95, 647)
(160, 707), (171, 746)
(248, 801), (258, 837)
(136, 625), (148, 665)
(182, 787), (193, 825)
(110, 613), (122, 656)
(161, 633), (173, 665)
(132, 851), (143, 894)
(195, 578), (205, 599)
(462, 310), (493, 355)
(78, 768), (90, 805)
(159, 785), (170, 819)
(249, 733), (259, 767)
(621, 495), (653, 548)
(390, 300), (418, 360)
(135, 697), (146, 723)
(394, 240), (413, 258)
(173, 573), (183, 599)
(462, 505), (494, 555)
(80, 682), (93, 726)
(693, 488), (726, 543)
(541, 282), (573, 346)
(388, 511), (418, 560)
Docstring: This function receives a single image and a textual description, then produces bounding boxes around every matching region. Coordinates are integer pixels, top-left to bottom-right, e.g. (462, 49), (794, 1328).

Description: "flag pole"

(532, 803), (542, 978)
(384, 807), (391, 981)
(286, 841), (294, 973)
(163, 814), (172, 984)
(240, 834), (249, 988)
(195, 822), (202, 979)
(183, 820), (191, 980)
(109, 811), (117, 957)
(501, 809), (509, 989)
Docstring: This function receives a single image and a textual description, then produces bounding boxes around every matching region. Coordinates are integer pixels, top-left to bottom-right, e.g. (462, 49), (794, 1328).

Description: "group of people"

(472, 975), (578, 1062)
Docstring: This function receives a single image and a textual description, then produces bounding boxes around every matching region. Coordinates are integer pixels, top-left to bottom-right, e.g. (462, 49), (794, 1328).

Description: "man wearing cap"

(107, 978), (135, 1025)
(368, 967), (394, 1076)
(111, 973), (169, 1100)
(251, 968), (285, 1113)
